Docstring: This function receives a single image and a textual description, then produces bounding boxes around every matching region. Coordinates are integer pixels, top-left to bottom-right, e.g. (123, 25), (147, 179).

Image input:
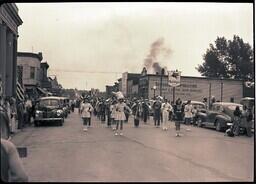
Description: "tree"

(196, 35), (254, 81)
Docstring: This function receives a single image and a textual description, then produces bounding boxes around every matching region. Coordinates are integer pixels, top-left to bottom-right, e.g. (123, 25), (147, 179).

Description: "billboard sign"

(168, 70), (181, 87)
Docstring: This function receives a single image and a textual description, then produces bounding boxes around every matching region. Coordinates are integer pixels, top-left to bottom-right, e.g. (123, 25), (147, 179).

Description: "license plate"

(17, 147), (27, 158)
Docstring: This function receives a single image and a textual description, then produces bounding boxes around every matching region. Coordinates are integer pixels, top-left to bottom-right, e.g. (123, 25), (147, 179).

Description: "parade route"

(10, 109), (254, 182)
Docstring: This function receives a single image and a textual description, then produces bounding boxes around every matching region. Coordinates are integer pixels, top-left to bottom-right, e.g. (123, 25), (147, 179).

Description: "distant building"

(0, 3), (23, 99)
(40, 62), (51, 89)
(48, 76), (62, 96)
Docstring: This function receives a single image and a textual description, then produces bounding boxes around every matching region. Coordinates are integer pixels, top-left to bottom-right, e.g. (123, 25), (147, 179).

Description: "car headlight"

(35, 110), (43, 117)
(57, 110), (63, 116)
(227, 123), (233, 126)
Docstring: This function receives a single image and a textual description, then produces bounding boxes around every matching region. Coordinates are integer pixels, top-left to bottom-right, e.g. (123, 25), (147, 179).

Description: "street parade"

(0, 2), (254, 183)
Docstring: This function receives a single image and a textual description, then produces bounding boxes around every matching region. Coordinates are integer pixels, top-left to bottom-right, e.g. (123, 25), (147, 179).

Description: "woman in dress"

(114, 96), (131, 136)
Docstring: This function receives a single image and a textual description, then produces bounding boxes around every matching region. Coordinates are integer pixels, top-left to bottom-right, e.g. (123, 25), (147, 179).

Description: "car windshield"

(192, 104), (205, 109)
(40, 99), (59, 107)
(227, 105), (242, 111)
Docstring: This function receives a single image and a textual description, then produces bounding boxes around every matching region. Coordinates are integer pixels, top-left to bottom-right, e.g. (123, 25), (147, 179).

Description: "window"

(17, 65), (23, 84)
(30, 67), (35, 79)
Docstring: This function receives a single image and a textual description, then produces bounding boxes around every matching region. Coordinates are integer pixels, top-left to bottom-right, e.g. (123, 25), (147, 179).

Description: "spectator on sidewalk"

(17, 101), (24, 130)
(1, 138), (28, 182)
(243, 106), (253, 137)
(10, 97), (17, 134)
(184, 100), (193, 131)
(232, 106), (242, 136)
(24, 97), (32, 126)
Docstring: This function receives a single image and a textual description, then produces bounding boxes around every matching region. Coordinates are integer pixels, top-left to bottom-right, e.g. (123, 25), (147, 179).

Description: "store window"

(30, 67), (35, 79)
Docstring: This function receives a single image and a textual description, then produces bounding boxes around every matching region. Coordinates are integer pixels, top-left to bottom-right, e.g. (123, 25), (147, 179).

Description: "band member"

(153, 97), (162, 128)
(131, 99), (141, 127)
(114, 93), (131, 136)
(80, 97), (94, 132)
(161, 99), (172, 131)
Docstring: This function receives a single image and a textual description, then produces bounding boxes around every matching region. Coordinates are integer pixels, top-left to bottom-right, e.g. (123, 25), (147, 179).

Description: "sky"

(16, 2), (253, 91)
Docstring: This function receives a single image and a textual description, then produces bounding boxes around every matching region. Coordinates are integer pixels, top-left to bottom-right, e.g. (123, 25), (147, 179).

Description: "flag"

(16, 81), (25, 101)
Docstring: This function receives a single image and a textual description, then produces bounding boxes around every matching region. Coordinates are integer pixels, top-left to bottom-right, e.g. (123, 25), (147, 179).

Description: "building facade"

(17, 52), (43, 87)
(139, 74), (244, 104)
(40, 62), (51, 89)
(0, 3), (23, 99)
(17, 52), (49, 98)
(115, 72), (251, 105)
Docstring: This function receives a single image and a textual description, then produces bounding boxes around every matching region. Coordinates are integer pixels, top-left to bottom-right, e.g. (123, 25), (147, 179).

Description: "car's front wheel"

(58, 120), (63, 126)
(215, 120), (222, 132)
(34, 121), (40, 127)
(197, 117), (203, 127)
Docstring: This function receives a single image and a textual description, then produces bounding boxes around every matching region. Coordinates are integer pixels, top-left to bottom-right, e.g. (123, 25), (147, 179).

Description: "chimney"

(38, 52), (43, 61)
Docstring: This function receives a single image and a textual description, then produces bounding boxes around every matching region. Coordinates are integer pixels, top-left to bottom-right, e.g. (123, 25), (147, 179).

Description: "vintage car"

(196, 102), (244, 131)
(181, 100), (207, 122)
(60, 97), (70, 118)
(172, 100), (206, 121)
(34, 96), (65, 126)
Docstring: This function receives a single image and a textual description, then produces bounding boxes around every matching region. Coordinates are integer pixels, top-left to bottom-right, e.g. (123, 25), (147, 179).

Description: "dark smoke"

(143, 37), (171, 74)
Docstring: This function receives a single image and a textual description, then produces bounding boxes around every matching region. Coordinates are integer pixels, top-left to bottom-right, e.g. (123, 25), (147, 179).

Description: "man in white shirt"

(184, 100), (193, 131)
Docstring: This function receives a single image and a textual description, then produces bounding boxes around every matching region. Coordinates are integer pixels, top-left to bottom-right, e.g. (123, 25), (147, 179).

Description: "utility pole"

(160, 68), (165, 96)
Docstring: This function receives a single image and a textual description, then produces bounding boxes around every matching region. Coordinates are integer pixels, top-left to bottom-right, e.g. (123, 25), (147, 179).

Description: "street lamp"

(160, 68), (165, 96)
(220, 77), (223, 102)
(151, 85), (157, 100)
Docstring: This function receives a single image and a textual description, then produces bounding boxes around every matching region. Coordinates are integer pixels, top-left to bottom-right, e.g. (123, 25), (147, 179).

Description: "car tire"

(215, 120), (222, 132)
(197, 117), (203, 127)
(58, 120), (63, 126)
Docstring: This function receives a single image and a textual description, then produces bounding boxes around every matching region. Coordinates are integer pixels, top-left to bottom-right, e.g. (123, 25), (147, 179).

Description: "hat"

(115, 91), (124, 100)
(157, 96), (163, 100)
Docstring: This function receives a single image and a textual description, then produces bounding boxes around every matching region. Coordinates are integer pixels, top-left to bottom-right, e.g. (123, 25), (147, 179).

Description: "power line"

(48, 69), (123, 74)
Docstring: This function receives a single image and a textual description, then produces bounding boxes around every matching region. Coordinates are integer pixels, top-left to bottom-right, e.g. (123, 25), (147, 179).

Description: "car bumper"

(35, 118), (63, 121)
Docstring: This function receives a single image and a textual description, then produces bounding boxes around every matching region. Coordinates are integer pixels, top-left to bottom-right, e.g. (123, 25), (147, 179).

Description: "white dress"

(161, 102), (172, 128)
(80, 103), (94, 118)
(115, 102), (129, 121)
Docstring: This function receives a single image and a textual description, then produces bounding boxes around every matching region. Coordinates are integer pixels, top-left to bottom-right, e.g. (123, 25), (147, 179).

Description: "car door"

(205, 105), (220, 127)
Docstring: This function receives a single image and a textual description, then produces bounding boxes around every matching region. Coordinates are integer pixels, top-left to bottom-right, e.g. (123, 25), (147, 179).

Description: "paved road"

(11, 109), (254, 182)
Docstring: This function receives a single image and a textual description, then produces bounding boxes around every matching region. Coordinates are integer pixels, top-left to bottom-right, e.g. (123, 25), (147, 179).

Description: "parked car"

(63, 97), (71, 114)
(60, 97), (69, 118)
(181, 100), (207, 123)
(240, 97), (255, 110)
(196, 102), (244, 131)
(34, 96), (65, 126)
(172, 100), (206, 122)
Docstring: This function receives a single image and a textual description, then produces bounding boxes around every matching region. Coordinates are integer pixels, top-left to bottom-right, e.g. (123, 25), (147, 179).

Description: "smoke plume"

(144, 38), (171, 74)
